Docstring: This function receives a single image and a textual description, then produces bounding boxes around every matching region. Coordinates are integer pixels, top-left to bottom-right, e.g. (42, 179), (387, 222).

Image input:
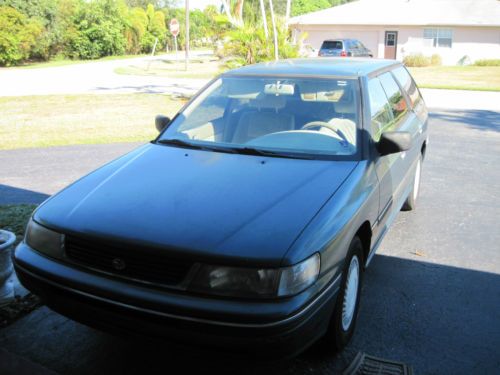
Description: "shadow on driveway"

(1, 254), (499, 375)
(0, 185), (50, 205)
(430, 110), (500, 132)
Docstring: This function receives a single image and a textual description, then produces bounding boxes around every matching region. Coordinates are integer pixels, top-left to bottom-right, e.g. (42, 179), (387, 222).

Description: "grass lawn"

(408, 66), (500, 91)
(0, 204), (37, 244)
(0, 94), (184, 150)
(115, 57), (221, 79)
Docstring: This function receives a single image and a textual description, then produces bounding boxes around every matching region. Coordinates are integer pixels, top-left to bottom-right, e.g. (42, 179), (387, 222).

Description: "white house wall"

(293, 25), (500, 65)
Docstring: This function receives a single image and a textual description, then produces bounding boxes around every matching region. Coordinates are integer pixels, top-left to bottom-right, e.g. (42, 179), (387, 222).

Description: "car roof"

(222, 58), (401, 78)
(322, 39), (352, 42)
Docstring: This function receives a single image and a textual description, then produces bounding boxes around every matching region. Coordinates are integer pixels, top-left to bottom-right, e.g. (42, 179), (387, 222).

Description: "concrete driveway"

(0, 52), (208, 97)
(1, 105), (499, 374)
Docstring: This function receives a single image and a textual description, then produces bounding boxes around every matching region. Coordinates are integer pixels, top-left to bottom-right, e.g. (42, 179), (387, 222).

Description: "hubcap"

(413, 159), (422, 201)
(341, 255), (360, 331)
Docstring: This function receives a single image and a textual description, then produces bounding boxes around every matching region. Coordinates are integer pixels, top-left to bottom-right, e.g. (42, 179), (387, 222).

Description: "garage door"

(301, 29), (379, 57)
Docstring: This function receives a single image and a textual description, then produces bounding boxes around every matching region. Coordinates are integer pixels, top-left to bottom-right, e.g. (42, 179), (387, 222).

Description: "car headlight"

(25, 219), (64, 258)
(189, 253), (320, 298)
(278, 253), (321, 297)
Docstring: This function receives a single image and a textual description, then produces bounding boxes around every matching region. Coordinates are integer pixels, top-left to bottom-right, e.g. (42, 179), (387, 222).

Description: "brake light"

(340, 51), (347, 57)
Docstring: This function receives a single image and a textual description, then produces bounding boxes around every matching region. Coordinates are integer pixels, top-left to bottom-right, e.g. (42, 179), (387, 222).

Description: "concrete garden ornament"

(0, 229), (16, 306)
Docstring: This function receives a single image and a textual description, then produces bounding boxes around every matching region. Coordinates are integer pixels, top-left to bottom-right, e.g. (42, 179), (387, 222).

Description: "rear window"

(321, 41), (343, 50)
(392, 66), (422, 108)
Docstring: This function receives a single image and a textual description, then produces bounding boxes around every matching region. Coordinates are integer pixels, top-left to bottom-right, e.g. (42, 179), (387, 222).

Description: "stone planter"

(0, 229), (16, 306)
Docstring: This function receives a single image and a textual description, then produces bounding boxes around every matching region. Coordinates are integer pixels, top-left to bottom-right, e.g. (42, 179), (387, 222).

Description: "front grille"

(65, 236), (192, 287)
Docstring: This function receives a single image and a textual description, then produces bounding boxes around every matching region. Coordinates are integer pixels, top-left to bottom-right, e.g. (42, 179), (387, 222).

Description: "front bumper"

(14, 242), (340, 358)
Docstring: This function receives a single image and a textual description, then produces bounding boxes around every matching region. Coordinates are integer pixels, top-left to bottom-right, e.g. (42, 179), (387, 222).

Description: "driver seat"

(330, 97), (357, 146)
(232, 95), (295, 144)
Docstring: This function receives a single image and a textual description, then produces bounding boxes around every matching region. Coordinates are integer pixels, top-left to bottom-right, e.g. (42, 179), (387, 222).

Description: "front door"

(384, 31), (398, 59)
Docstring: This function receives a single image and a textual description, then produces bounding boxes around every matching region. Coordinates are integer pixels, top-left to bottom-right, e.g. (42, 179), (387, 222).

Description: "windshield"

(321, 41), (343, 50)
(158, 76), (360, 159)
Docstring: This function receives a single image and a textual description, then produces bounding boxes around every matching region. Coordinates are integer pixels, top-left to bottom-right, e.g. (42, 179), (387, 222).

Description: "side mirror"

(377, 131), (412, 156)
(155, 115), (171, 132)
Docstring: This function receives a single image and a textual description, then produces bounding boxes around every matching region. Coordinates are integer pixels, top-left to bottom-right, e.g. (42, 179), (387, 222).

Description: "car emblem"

(112, 257), (126, 271)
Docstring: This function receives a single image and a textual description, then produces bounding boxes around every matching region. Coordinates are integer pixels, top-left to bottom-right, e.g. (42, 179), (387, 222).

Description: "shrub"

(430, 54), (442, 66)
(403, 53), (430, 67)
(67, 0), (127, 59)
(0, 6), (43, 66)
(474, 59), (500, 67)
(223, 18), (299, 68)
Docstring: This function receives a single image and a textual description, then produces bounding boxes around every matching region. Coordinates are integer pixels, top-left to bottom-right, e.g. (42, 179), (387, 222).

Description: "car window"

(367, 78), (394, 141)
(177, 89), (226, 132)
(160, 76), (360, 159)
(378, 72), (408, 125)
(392, 66), (422, 108)
(321, 41), (343, 50)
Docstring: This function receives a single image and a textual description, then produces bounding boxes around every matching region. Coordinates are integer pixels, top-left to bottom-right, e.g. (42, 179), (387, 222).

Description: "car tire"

(402, 155), (423, 211)
(324, 236), (364, 352)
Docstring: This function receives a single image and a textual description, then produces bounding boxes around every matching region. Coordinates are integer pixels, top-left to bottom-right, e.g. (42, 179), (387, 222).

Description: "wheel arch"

(355, 220), (372, 266)
(421, 140), (427, 160)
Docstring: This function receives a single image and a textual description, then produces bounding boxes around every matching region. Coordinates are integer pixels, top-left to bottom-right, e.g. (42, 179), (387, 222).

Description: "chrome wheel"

(341, 255), (360, 331)
(413, 158), (422, 201)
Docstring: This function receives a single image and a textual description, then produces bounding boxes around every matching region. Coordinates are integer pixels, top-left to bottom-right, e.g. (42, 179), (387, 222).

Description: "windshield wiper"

(232, 147), (314, 160)
(157, 138), (201, 149)
(157, 140), (313, 159)
(157, 138), (239, 154)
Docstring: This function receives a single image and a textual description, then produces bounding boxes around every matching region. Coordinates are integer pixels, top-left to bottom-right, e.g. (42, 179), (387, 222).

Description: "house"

(289, 0), (500, 65)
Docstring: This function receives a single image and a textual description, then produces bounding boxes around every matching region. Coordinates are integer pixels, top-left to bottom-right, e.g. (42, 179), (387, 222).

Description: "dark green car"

(15, 58), (428, 357)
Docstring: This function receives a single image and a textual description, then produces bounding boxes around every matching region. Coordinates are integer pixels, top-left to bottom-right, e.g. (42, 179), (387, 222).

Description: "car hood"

(35, 144), (357, 267)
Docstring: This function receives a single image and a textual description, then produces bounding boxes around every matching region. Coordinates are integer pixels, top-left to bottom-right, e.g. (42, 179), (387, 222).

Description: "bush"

(223, 18), (299, 68)
(430, 54), (442, 66)
(0, 6), (43, 66)
(67, 0), (127, 59)
(403, 53), (430, 67)
(474, 59), (500, 67)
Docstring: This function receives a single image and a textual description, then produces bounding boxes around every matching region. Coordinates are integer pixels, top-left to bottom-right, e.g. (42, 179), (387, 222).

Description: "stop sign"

(169, 18), (180, 37)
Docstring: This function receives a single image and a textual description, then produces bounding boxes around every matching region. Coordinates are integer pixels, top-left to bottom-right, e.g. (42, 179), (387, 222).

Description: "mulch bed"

(0, 294), (42, 329)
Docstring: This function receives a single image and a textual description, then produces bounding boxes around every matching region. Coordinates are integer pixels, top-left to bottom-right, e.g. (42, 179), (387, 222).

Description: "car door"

(366, 72), (416, 238)
(378, 71), (422, 203)
(366, 77), (397, 236)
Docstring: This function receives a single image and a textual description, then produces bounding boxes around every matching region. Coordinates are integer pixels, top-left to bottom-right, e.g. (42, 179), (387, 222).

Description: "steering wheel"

(302, 121), (349, 144)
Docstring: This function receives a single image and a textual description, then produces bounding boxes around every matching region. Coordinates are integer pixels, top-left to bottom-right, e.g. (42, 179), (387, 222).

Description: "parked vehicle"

(15, 58), (427, 357)
(319, 39), (373, 57)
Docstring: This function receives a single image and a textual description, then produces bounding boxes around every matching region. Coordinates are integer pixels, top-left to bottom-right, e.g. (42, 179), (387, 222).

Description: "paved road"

(2, 55), (500, 112)
(0, 52), (208, 97)
(1, 108), (499, 374)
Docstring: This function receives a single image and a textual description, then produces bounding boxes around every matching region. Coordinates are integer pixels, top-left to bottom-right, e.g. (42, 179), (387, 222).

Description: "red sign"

(169, 18), (180, 37)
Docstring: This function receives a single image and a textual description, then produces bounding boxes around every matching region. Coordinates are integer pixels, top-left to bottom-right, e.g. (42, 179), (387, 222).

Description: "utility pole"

(185, 0), (189, 71)
(286, 0), (292, 24)
(259, 0), (269, 39)
(269, 0), (278, 61)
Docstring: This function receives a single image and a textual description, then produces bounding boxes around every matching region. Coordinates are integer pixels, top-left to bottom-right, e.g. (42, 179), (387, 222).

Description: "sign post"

(185, 0), (189, 71)
(169, 18), (180, 62)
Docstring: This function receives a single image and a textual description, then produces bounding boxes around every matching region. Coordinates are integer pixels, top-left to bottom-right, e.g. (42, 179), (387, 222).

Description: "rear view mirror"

(155, 115), (171, 132)
(377, 131), (412, 156)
